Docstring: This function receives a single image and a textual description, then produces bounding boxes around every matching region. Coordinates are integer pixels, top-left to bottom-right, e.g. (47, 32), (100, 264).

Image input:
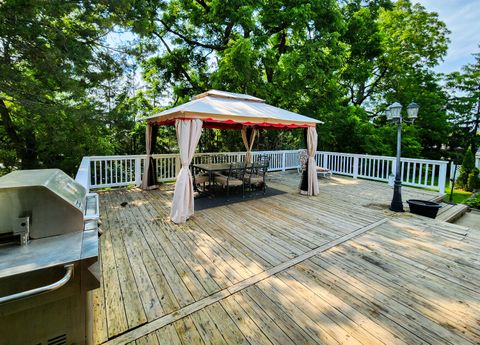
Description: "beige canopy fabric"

(241, 127), (258, 164)
(170, 119), (203, 223)
(144, 90), (322, 129)
(307, 127), (320, 196)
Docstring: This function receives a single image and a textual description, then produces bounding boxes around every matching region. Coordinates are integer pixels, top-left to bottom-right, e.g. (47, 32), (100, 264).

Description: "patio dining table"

(192, 162), (230, 194)
(193, 162), (237, 173)
(192, 162), (255, 192)
(193, 162), (247, 181)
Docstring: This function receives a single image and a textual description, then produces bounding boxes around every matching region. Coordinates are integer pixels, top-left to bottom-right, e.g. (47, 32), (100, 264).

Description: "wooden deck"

(93, 172), (480, 345)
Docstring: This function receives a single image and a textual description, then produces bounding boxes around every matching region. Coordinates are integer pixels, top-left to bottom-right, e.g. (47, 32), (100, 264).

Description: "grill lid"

(0, 169), (87, 240)
(0, 169), (86, 207)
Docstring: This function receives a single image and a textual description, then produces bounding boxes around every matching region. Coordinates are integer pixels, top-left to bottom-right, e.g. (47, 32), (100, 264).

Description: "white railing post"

(353, 155), (359, 179)
(391, 159), (396, 178)
(135, 157), (142, 186)
(322, 153), (328, 169)
(282, 151), (286, 172)
(438, 162), (447, 195)
(75, 157), (91, 192)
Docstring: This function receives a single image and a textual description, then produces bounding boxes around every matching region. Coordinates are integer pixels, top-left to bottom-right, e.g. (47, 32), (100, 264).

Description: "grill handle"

(0, 264), (74, 304)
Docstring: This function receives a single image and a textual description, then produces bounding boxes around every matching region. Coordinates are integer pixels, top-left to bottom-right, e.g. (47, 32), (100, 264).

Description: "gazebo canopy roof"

(144, 90), (323, 129)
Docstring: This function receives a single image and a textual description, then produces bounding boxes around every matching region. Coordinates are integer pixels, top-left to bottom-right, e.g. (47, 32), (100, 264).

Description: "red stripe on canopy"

(149, 117), (313, 129)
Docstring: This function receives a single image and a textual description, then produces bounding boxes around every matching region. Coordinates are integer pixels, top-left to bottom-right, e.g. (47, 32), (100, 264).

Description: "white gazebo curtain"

(241, 127), (258, 164)
(170, 119), (203, 224)
(307, 126), (319, 196)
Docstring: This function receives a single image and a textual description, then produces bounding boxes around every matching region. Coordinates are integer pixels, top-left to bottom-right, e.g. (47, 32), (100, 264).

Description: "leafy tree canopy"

(0, 0), (475, 175)
(446, 51), (480, 155)
(0, 0), (126, 173)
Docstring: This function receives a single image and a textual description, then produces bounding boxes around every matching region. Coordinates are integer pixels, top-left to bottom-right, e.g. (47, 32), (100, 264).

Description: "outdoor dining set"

(191, 155), (270, 198)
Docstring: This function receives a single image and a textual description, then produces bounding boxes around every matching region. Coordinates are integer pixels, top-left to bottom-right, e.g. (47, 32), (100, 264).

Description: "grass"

(443, 186), (473, 204)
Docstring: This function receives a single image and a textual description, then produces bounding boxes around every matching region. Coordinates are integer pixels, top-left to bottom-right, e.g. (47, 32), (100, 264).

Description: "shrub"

(456, 146), (476, 189)
(465, 195), (480, 209)
(466, 168), (480, 192)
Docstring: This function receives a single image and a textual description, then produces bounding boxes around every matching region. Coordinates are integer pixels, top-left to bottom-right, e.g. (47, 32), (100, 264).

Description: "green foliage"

(212, 38), (263, 94)
(457, 146), (476, 189)
(0, 0), (470, 175)
(317, 105), (422, 157)
(446, 52), (480, 154)
(443, 187), (473, 205)
(0, 0), (125, 174)
(467, 168), (480, 192)
(462, 146), (476, 170)
(134, 0), (448, 158)
(465, 194), (480, 209)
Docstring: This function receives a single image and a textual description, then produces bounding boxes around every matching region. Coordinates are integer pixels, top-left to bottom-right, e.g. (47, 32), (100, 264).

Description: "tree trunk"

(0, 98), (39, 169)
(0, 99), (22, 151)
(21, 126), (38, 169)
(471, 97), (480, 154)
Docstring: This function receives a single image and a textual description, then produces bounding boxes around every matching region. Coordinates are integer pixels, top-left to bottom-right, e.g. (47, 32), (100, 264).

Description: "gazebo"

(143, 90), (323, 223)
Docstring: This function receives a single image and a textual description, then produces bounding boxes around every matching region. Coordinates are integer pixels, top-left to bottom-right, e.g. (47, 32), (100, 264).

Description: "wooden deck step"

(430, 194), (446, 203)
(436, 203), (469, 223)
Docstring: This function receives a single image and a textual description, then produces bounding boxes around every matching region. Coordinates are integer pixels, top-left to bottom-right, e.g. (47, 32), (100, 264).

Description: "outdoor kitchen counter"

(0, 229), (98, 279)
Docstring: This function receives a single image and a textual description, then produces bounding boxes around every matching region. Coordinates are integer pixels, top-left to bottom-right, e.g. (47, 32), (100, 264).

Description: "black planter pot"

(407, 199), (442, 219)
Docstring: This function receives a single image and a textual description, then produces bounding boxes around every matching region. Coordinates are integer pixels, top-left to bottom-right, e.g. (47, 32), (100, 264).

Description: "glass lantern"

(389, 102), (402, 120)
(407, 102), (419, 120)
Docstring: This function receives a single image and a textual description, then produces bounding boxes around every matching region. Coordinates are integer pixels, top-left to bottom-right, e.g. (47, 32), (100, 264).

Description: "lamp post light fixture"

(387, 101), (419, 212)
(407, 102), (419, 120)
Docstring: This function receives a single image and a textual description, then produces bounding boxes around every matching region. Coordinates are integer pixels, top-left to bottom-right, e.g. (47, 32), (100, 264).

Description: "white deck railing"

(76, 150), (448, 194)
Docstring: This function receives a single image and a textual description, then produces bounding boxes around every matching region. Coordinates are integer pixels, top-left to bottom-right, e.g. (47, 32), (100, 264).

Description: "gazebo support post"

(241, 126), (257, 164)
(300, 129), (309, 193)
(307, 126), (319, 195)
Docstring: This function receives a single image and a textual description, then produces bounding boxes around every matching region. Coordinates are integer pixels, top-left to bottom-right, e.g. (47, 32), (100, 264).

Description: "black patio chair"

(191, 165), (209, 193)
(245, 159), (269, 195)
(214, 162), (246, 198)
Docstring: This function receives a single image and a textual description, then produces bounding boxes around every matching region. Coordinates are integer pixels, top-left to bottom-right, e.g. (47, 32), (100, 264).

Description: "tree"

(108, 0), (353, 154)
(457, 146), (476, 190)
(334, 0), (450, 159)
(446, 51), (480, 155)
(0, 0), (455, 172)
(120, 1), (347, 117)
(340, 0), (449, 108)
(340, 0), (391, 107)
(0, 0), (120, 173)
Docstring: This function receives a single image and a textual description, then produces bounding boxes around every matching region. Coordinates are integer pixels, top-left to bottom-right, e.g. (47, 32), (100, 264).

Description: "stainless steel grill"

(0, 169), (100, 345)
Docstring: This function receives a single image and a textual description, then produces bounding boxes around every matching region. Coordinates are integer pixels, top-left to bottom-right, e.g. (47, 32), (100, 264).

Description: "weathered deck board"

(94, 172), (480, 344)
(98, 195), (130, 338)
(107, 191), (162, 322)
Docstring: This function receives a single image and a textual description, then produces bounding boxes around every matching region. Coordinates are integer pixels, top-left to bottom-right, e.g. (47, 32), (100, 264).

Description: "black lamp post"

(386, 101), (419, 212)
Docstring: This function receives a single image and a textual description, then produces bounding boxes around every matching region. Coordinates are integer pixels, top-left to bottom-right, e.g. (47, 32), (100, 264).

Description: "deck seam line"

(101, 217), (389, 345)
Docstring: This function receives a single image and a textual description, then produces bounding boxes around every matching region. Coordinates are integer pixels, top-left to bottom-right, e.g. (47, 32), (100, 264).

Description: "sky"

(415, 0), (480, 74)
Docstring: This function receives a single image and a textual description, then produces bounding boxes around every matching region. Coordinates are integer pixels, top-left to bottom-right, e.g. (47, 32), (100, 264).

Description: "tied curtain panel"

(307, 126), (319, 196)
(241, 127), (258, 164)
(170, 119), (203, 224)
(141, 124), (159, 190)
